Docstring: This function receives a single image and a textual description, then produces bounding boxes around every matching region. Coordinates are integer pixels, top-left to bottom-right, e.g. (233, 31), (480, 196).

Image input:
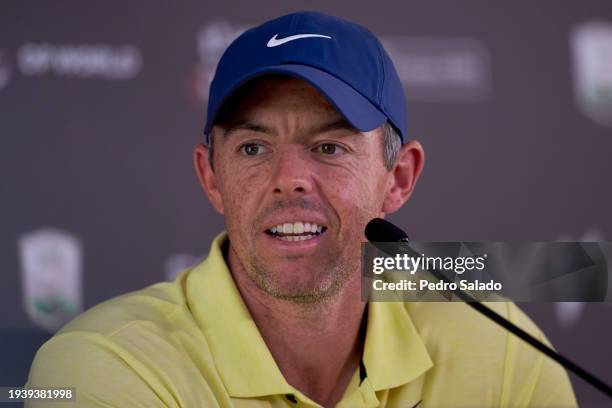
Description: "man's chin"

(247, 263), (350, 304)
(256, 282), (340, 305)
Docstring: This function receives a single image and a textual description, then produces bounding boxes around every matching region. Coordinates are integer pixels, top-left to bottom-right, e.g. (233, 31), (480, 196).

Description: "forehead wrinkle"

(309, 118), (357, 136)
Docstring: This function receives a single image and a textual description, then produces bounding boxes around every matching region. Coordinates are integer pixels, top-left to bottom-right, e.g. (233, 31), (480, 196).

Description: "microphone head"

(364, 218), (409, 242)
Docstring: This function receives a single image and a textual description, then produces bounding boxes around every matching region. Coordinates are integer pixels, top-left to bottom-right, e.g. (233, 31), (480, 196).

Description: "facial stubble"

(240, 199), (364, 305)
(246, 242), (359, 305)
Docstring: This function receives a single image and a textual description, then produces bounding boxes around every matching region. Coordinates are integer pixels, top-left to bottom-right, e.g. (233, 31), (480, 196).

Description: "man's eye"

(239, 143), (268, 156)
(315, 143), (345, 155)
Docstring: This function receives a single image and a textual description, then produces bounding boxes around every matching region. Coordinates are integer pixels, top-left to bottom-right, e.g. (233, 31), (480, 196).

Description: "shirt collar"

(186, 232), (433, 398)
(363, 301), (433, 391)
(186, 232), (292, 398)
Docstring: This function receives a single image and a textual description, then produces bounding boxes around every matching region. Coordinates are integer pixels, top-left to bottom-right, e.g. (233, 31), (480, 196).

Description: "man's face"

(204, 76), (395, 303)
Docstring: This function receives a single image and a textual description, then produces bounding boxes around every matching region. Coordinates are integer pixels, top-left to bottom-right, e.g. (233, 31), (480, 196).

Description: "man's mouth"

(265, 221), (328, 242)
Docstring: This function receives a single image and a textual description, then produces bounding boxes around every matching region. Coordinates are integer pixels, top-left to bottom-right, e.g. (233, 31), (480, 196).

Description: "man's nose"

(271, 147), (313, 195)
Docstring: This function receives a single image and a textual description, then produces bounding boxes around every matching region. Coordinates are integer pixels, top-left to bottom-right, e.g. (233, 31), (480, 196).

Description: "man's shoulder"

(26, 268), (225, 407)
(404, 301), (577, 407)
(405, 301), (541, 340)
(59, 270), (190, 337)
(404, 301), (545, 361)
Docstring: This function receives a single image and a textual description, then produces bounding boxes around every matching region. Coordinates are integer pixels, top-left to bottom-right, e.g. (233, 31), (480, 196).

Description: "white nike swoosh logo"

(266, 33), (332, 47)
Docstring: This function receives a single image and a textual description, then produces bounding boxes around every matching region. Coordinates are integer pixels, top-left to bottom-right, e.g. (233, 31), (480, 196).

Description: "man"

(27, 11), (576, 407)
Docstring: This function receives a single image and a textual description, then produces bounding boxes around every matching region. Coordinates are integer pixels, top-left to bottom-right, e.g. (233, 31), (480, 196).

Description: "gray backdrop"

(1, 1), (611, 406)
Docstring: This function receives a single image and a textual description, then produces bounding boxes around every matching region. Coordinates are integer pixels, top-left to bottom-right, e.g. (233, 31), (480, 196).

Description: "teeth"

(269, 222), (325, 236)
(278, 234), (317, 242)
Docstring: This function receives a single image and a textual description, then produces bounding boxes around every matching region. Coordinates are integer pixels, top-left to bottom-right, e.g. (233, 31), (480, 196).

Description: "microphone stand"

(366, 219), (612, 399)
(427, 260), (612, 399)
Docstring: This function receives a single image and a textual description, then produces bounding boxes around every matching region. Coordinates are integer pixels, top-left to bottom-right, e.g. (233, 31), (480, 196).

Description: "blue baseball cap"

(203, 11), (408, 143)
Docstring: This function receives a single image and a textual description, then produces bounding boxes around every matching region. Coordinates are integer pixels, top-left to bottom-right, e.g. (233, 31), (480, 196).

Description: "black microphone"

(364, 217), (612, 399)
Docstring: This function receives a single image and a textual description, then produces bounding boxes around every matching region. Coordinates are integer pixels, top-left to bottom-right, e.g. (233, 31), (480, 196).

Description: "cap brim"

(204, 64), (387, 138)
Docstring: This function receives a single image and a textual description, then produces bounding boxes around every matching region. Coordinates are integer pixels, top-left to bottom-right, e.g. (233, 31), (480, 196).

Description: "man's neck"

(226, 247), (367, 407)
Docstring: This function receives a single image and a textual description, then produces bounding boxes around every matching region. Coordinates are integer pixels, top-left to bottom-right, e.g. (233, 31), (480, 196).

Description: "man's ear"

(382, 140), (425, 214)
(193, 143), (225, 214)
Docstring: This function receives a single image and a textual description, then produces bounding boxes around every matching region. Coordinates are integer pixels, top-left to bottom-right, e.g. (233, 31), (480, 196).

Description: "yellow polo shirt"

(26, 233), (577, 407)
